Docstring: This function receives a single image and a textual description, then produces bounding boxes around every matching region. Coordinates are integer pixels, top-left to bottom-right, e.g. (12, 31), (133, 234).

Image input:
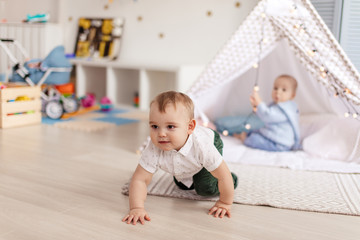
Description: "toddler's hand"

(122, 208), (151, 225)
(208, 200), (232, 218)
(250, 90), (262, 108)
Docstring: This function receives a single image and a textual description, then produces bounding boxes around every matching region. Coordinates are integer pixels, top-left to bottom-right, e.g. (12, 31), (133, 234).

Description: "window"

(312, 0), (360, 71)
(340, 0), (360, 71)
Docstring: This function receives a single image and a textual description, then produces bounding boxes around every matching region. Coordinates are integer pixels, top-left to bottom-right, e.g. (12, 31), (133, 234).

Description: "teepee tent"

(187, 0), (360, 123)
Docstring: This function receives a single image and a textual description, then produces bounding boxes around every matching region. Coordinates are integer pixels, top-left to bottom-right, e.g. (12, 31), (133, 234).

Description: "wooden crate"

(0, 84), (42, 128)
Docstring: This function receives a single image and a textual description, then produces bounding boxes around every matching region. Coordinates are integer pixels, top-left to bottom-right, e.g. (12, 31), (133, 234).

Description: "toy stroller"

(0, 38), (78, 119)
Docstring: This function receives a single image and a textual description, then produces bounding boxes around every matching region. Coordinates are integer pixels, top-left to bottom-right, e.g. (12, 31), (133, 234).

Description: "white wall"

(1, 0), (258, 66)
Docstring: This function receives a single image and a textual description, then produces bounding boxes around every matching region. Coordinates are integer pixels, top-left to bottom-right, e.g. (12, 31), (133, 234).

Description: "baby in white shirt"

(123, 91), (238, 225)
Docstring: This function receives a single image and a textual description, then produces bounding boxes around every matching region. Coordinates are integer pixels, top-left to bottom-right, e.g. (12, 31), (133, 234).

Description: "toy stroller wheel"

(62, 98), (79, 113)
(45, 101), (63, 119)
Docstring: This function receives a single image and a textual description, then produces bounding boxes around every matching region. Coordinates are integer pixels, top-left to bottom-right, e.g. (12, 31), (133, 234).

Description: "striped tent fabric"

(187, 0), (360, 121)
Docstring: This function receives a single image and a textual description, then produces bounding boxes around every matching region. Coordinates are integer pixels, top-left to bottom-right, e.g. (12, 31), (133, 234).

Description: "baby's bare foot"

(239, 132), (247, 142)
(233, 133), (241, 139)
(233, 132), (247, 142)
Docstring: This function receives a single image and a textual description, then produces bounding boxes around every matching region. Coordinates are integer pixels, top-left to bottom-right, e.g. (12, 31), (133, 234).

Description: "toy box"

(0, 83), (41, 128)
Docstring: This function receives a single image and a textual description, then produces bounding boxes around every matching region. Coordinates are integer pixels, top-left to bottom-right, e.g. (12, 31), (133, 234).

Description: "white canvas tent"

(187, 0), (360, 122)
(184, 0), (360, 171)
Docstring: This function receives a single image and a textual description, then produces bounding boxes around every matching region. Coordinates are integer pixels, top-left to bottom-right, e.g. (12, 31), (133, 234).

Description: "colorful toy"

(42, 85), (79, 119)
(133, 92), (139, 107)
(0, 39), (75, 120)
(0, 82), (6, 90)
(25, 13), (49, 23)
(100, 96), (113, 112)
(74, 17), (124, 60)
(61, 105), (100, 120)
(15, 95), (31, 101)
(80, 93), (96, 108)
(54, 82), (75, 95)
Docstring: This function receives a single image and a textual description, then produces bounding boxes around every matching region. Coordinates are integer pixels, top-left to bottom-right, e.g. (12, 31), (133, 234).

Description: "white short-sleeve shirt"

(139, 126), (223, 188)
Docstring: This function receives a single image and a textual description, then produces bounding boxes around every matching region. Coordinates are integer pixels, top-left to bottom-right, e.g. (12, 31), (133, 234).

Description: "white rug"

(122, 163), (360, 216)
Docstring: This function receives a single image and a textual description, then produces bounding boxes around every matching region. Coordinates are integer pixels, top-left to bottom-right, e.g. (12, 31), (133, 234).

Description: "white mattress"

(222, 136), (360, 173)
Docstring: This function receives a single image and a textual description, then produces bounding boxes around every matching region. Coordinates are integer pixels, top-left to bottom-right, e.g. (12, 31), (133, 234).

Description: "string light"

(294, 6), (359, 120)
(307, 49), (317, 57)
(241, 3), (266, 136)
(289, 4), (360, 122)
(222, 130), (229, 136)
(307, 50), (315, 57)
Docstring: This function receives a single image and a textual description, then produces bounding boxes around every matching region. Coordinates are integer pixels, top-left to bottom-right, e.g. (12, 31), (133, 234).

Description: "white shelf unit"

(71, 59), (204, 110)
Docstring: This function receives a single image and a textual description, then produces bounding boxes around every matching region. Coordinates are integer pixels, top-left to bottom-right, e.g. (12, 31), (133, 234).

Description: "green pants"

(174, 130), (238, 196)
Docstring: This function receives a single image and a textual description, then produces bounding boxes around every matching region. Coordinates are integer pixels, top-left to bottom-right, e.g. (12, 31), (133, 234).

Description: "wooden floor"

(1, 114), (360, 240)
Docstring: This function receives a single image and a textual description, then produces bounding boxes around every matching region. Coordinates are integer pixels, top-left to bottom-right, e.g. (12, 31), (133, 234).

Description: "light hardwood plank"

(0, 116), (360, 240)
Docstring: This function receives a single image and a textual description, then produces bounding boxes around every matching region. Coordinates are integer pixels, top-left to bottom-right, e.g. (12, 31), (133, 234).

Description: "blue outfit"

(214, 114), (264, 136)
(244, 100), (300, 152)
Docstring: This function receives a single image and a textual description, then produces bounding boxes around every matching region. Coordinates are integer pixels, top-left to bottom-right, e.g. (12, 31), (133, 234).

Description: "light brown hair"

(277, 74), (298, 91)
(150, 91), (194, 119)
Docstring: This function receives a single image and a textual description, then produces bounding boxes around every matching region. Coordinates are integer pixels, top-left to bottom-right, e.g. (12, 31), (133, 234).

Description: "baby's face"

(271, 77), (296, 103)
(149, 102), (194, 151)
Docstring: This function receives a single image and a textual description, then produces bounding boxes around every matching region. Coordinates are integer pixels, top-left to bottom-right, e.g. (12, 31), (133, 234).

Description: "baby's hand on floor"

(122, 208), (151, 225)
(208, 200), (232, 218)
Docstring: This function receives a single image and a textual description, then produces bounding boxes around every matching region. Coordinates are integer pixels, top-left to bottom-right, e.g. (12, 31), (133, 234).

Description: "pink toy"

(80, 93), (96, 108)
(100, 96), (113, 112)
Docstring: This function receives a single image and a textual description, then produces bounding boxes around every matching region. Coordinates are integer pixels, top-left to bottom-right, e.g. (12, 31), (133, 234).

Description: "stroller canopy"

(11, 45), (71, 85)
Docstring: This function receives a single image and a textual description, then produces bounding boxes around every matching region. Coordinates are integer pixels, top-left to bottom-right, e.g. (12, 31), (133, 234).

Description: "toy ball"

(100, 96), (113, 112)
(80, 93), (96, 108)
